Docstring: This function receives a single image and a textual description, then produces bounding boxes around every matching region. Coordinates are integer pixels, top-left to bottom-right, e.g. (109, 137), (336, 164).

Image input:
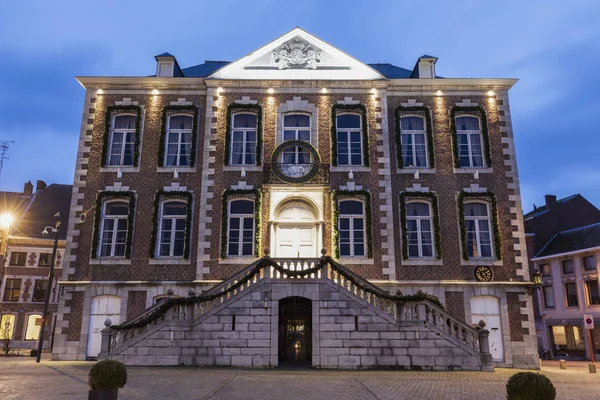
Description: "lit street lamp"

(0, 213), (13, 300)
(36, 212), (60, 363)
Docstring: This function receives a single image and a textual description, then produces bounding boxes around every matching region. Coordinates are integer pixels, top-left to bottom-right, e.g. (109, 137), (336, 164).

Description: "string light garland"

(331, 190), (373, 259)
(399, 192), (442, 260)
(330, 104), (370, 167)
(224, 103), (263, 166)
(394, 106), (435, 169)
(149, 191), (193, 259)
(450, 106), (492, 168)
(220, 189), (261, 258)
(158, 105), (199, 167)
(458, 191), (502, 261)
(102, 105), (142, 167)
(91, 191), (136, 259)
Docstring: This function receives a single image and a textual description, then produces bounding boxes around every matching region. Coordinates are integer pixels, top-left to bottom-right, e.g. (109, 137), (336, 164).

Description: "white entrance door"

(471, 295), (504, 362)
(87, 295), (121, 358)
(277, 225), (316, 258)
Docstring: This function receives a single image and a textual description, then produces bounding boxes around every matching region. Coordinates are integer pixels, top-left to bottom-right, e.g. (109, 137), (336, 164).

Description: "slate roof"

(523, 194), (579, 220)
(534, 222), (600, 258)
(0, 190), (31, 219)
(13, 184), (72, 240)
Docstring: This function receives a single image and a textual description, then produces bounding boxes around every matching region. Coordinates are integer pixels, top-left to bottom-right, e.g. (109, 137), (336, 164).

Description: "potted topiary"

(506, 371), (556, 400)
(88, 359), (128, 400)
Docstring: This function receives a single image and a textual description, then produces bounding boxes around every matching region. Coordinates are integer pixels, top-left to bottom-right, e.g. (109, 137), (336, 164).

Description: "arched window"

(405, 201), (434, 258)
(164, 115), (193, 167)
(400, 115), (428, 168)
(338, 200), (365, 257)
(108, 114), (137, 166)
(282, 114), (311, 164)
(25, 314), (42, 340)
(230, 113), (257, 165)
(99, 200), (130, 257)
(456, 115), (484, 168)
(227, 199), (255, 257)
(158, 200), (188, 257)
(464, 201), (493, 258)
(336, 113), (363, 166)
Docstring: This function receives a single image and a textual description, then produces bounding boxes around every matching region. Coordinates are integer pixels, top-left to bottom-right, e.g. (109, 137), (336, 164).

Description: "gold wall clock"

(474, 266), (493, 282)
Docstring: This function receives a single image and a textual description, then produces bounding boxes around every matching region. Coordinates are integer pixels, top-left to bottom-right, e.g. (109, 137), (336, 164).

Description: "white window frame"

(164, 114), (193, 167)
(227, 198), (255, 257)
(282, 113), (312, 163)
(338, 199), (366, 258)
(405, 200), (435, 258)
(230, 112), (258, 166)
(98, 199), (130, 258)
(107, 113), (137, 166)
(456, 115), (485, 168)
(335, 112), (363, 166)
(400, 114), (429, 168)
(157, 199), (188, 258)
(464, 200), (494, 259)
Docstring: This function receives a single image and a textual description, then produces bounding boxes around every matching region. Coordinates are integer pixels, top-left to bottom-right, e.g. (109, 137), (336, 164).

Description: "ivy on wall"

(220, 189), (262, 258)
(149, 191), (193, 259)
(399, 192), (442, 260)
(331, 190), (373, 259)
(330, 104), (370, 167)
(157, 105), (199, 167)
(102, 105), (142, 167)
(91, 191), (136, 259)
(449, 106), (492, 168)
(457, 191), (502, 261)
(394, 106), (435, 169)
(224, 103), (263, 166)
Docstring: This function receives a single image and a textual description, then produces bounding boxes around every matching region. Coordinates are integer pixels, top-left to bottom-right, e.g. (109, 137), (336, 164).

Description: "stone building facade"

(52, 28), (538, 369)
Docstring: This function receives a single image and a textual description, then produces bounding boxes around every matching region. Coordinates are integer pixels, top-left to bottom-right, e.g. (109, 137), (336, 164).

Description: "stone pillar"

(98, 318), (112, 361)
(478, 320), (494, 372)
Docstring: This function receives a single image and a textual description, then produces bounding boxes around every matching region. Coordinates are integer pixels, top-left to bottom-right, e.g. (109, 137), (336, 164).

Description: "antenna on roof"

(0, 141), (14, 188)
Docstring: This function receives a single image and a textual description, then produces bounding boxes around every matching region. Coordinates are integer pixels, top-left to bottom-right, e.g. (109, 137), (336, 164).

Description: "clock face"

(474, 266), (493, 282)
(271, 140), (320, 183)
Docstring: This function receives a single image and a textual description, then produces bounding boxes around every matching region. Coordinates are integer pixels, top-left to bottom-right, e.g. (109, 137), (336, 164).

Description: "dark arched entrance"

(278, 297), (312, 365)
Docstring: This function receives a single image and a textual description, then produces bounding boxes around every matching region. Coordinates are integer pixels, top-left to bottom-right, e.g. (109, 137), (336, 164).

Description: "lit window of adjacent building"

(98, 200), (130, 258)
(227, 199), (255, 257)
(400, 115), (428, 168)
(565, 282), (579, 307)
(405, 201), (434, 258)
(9, 252), (26, 266)
(38, 253), (51, 267)
(338, 200), (366, 257)
(543, 286), (555, 308)
(230, 113), (258, 166)
(583, 255), (597, 271)
(3, 279), (21, 302)
(455, 115), (484, 168)
(32, 280), (48, 303)
(562, 259), (574, 274)
(24, 314), (41, 340)
(541, 263), (551, 277)
(164, 115), (192, 167)
(107, 114), (137, 166)
(336, 113), (363, 166)
(464, 202), (493, 259)
(0, 314), (15, 340)
(586, 280), (600, 305)
(282, 114), (311, 164)
(157, 200), (187, 257)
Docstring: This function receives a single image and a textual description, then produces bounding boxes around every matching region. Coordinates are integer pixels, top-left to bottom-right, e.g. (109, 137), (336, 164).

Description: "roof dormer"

(155, 52), (184, 77)
(411, 55), (438, 78)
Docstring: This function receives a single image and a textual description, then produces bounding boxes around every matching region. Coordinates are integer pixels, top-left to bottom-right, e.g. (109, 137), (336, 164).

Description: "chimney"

(545, 195), (557, 209)
(36, 180), (47, 192)
(23, 181), (33, 197)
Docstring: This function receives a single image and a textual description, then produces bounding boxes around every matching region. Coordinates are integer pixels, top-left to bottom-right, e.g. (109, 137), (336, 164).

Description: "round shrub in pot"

(88, 360), (127, 400)
(506, 372), (556, 400)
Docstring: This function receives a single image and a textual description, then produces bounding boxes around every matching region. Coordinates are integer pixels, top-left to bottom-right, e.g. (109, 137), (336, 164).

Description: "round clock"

(474, 266), (494, 282)
(271, 140), (320, 183)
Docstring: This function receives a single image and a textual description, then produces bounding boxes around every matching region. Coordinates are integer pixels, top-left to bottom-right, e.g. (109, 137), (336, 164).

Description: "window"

(164, 115), (192, 167)
(587, 280), (600, 305)
(565, 283), (579, 307)
(541, 263), (551, 277)
(9, 252), (26, 266)
(562, 259), (574, 274)
(227, 199), (255, 257)
(230, 113), (257, 165)
(158, 200), (187, 257)
(405, 201), (434, 258)
(336, 114), (363, 166)
(98, 200), (130, 258)
(38, 253), (51, 267)
(543, 286), (555, 308)
(583, 255), (596, 271)
(464, 202), (493, 259)
(3, 279), (21, 302)
(338, 200), (366, 257)
(282, 114), (311, 164)
(107, 114), (137, 166)
(0, 315), (15, 341)
(400, 115), (428, 168)
(32, 280), (48, 303)
(24, 314), (42, 340)
(456, 115), (484, 168)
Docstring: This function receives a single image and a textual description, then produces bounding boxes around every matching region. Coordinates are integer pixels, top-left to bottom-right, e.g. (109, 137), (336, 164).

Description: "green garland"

(110, 255), (444, 332)
(330, 104), (369, 167)
(450, 106), (492, 168)
(102, 105), (142, 167)
(220, 189), (261, 258)
(224, 103), (263, 166)
(458, 191), (502, 260)
(331, 190), (373, 259)
(149, 191), (193, 259)
(157, 105), (199, 167)
(91, 191), (136, 259)
(399, 192), (442, 259)
(394, 106), (435, 169)
(271, 140), (320, 183)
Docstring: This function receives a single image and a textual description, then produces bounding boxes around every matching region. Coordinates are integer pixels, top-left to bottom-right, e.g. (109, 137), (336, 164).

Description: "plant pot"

(88, 388), (118, 400)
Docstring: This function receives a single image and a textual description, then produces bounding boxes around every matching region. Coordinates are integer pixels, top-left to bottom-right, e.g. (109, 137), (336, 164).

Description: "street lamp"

(35, 212), (60, 363)
(526, 269), (543, 296)
(0, 213), (13, 303)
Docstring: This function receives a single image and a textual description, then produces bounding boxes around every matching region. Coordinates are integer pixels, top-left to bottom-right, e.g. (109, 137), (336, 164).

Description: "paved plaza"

(0, 357), (599, 399)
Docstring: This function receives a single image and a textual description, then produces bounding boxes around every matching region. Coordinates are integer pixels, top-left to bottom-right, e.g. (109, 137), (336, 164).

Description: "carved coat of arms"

(272, 39), (323, 70)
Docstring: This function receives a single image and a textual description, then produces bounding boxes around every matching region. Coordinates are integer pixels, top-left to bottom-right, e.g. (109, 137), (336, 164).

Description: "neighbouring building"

(52, 28), (538, 370)
(524, 194), (600, 360)
(0, 180), (71, 352)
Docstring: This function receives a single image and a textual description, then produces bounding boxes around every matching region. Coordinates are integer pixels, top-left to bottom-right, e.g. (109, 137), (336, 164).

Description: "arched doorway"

(278, 297), (312, 365)
(274, 201), (319, 258)
(87, 295), (121, 359)
(471, 295), (504, 362)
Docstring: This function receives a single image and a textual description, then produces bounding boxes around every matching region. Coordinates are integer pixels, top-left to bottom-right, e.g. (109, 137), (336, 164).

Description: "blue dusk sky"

(0, 1), (599, 212)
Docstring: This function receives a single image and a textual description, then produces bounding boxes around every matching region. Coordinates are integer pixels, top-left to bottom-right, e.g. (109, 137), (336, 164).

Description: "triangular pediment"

(208, 27), (386, 81)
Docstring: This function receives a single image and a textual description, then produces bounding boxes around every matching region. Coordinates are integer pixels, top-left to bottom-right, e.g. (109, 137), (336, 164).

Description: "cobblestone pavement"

(1, 357), (599, 400)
